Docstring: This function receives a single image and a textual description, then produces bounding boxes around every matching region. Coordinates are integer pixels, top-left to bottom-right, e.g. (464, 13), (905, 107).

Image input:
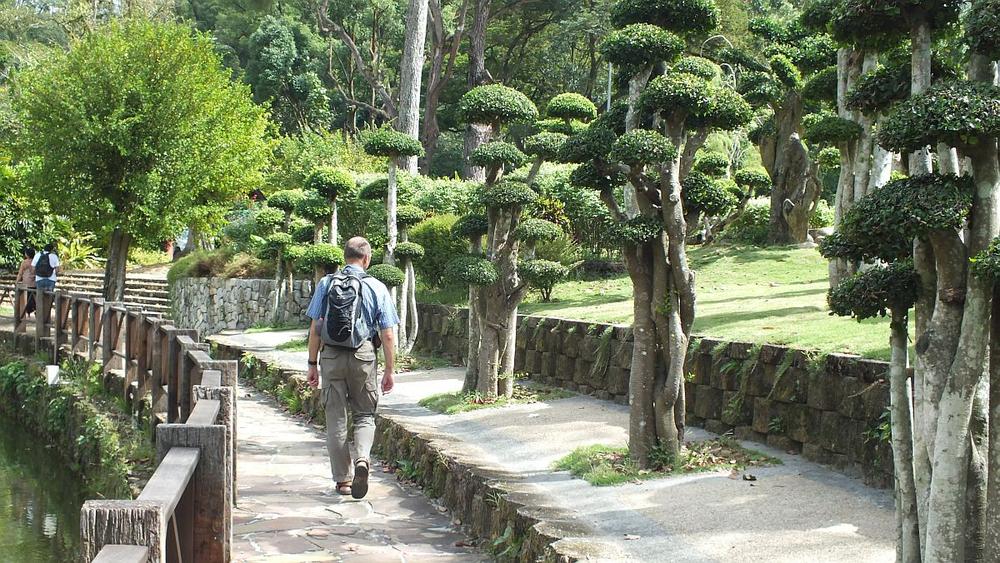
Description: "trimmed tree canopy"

(682, 171), (738, 216)
(613, 216), (663, 245)
(688, 85), (753, 131)
(305, 166), (355, 200)
(569, 161), (627, 191)
(557, 125), (616, 163)
(367, 263), (405, 287)
(600, 24), (685, 67)
(299, 243), (344, 270)
(295, 190), (330, 222)
(878, 81), (1000, 152)
(362, 128), (424, 158)
(477, 180), (539, 209)
(802, 66), (838, 103)
(514, 218), (563, 243)
(828, 261), (920, 320)
(452, 213), (490, 239)
(267, 189), (306, 212)
(393, 241), (425, 261)
(444, 255), (500, 286)
(640, 73), (713, 118)
(610, 0), (719, 35)
(831, 0), (961, 49)
(804, 113), (864, 146)
(358, 178), (389, 200)
(734, 169), (772, 196)
(769, 54), (802, 89)
(523, 132), (569, 160)
(610, 129), (677, 166)
(967, 0), (1000, 59)
(471, 141), (528, 169)
(546, 93), (598, 122)
(673, 56), (720, 80)
(971, 237), (1000, 280)
(396, 204), (426, 229)
(459, 84), (538, 126)
(694, 153), (729, 177)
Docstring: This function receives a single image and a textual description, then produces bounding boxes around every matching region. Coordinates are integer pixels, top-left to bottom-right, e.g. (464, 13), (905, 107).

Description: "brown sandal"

(336, 481), (352, 495)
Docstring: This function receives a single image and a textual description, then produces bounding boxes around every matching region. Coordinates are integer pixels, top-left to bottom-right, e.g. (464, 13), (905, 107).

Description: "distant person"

(16, 247), (36, 318)
(32, 243), (61, 291)
(305, 236), (399, 499)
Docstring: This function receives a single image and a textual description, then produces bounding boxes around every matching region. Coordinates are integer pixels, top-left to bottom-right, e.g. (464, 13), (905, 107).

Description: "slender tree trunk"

(329, 200), (338, 245)
(909, 20), (933, 174)
(406, 259), (419, 353)
(463, 237), (483, 393)
(103, 228), (132, 301)
(888, 310), (920, 562)
(271, 260), (284, 325)
(386, 159), (399, 265)
(623, 67), (653, 218)
(397, 0), (430, 174)
(462, 0), (490, 181)
(398, 257), (410, 352)
(984, 285), (1000, 562)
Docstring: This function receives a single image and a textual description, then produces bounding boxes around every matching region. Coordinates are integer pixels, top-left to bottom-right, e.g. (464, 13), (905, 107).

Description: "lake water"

(0, 414), (83, 561)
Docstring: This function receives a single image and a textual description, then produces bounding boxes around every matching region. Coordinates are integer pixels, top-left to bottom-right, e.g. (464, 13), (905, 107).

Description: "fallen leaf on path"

(624, 534), (641, 541)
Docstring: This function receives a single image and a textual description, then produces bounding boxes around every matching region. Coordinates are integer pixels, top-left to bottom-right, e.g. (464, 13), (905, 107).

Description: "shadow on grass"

(696, 287), (825, 306)
(695, 306), (823, 329)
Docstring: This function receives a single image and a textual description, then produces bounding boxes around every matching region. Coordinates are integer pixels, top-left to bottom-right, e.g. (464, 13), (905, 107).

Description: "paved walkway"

(217, 329), (897, 562)
(234, 381), (483, 561)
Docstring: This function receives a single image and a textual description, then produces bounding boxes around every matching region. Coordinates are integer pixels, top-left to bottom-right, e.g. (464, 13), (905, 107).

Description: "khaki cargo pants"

(320, 340), (379, 482)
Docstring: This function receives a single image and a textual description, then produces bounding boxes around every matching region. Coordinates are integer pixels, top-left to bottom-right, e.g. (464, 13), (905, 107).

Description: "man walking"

(306, 237), (398, 499)
(32, 243), (61, 291)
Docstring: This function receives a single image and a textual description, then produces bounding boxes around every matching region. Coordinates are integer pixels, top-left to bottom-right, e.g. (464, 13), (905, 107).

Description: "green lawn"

(419, 244), (901, 360)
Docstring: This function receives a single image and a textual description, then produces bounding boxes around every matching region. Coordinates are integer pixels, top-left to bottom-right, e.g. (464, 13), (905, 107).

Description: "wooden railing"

(4, 284), (237, 562)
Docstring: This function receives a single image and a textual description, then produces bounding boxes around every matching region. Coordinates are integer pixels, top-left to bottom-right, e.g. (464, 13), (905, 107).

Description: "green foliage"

(459, 84), (538, 126)
(804, 113), (864, 146)
(393, 241), (425, 261)
(557, 125), (616, 163)
(297, 243), (344, 272)
(410, 214), (469, 286)
(966, 0), (1000, 59)
(828, 261), (919, 320)
(477, 181), (539, 209)
(641, 72), (713, 117)
(811, 199), (835, 228)
(444, 255), (500, 286)
(683, 172), (737, 216)
(412, 177), (476, 214)
(673, 56), (720, 79)
(294, 190), (330, 222)
(610, 0), (720, 35)
(519, 259), (570, 301)
(396, 204), (426, 229)
(305, 166), (355, 201)
(800, 0), (836, 31)
(738, 71), (782, 106)
(0, 167), (53, 268)
(514, 218), (563, 244)
(13, 20), (272, 250)
(689, 85), (754, 131)
(361, 128), (424, 158)
(831, 0), (961, 50)
(452, 213), (490, 239)
(523, 132), (568, 161)
(258, 232), (294, 260)
(267, 189), (306, 213)
(599, 23), (685, 67)
(802, 66), (838, 103)
(546, 93), (598, 122)
(609, 129), (676, 166)
(569, 161), (626, 191)
(878, 81), (1000, 152)
(794, 35), (837, 74)
(734, 169), (772, 197)
(971, 237), (1000, 280)
(613, 216), (663, 245)
(816, 147), (841, 170)
(367, 263), (405, 287)
(694, 153), (730, 177)
(822, 174), (974, 262)
(290, 220), (316, 243)
(471, 141), (528, 170)
(535, 118), (590, 136)
(769, 54), (801, 89)
(720, 201), (769, 245)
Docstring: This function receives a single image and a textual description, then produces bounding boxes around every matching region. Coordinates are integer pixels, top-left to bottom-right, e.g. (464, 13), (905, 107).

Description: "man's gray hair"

(344, 237), (372, 260)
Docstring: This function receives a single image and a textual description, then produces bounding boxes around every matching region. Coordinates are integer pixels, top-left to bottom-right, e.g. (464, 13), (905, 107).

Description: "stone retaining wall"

(171, 278), (314, 335)
(415, 304), (893, 487)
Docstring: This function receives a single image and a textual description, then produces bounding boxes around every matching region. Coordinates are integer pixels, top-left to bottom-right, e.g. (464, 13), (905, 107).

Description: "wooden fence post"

(80, 500), (165, 563)
(194, 383), (236, 508)
(89, 298), (105, 362)
(156, 423), (230, 563)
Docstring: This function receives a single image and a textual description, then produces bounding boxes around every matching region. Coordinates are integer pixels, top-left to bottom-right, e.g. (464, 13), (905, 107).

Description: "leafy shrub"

(682, 172), (738, 216)
(477, 181), (538, 208)
(966, 0), (1000, 59)
(167, 248), (235, 285)
(733, 169), (772, 197)
(802, 66), (838, 103)
(368, 263), (405, 287)
(413, 177), (476, 214)
(471, 141), (527, 169)
(610, 129), (676, 165)
(694, 152), (730, 177)
(878, 81), (1000, 152)
(514, 218), (563, 244)
(769, 54), (801, 89)
(396, 204), (426, 230)
(569, 161), (626, 191)
(600, 23), (684, 67)
(267, 189), (305, 213)
(393, 241), (425, 261)
(295, 191), (330, 222)
(535, 232), (583, 267)
(546, 93), (598, 122)
(361, 127), (424, 158)
(810, 199), (835, 229)
(305, 166), (355, 200)
(459, 84), (538, 126)
(519, 259), (569, 301)
(410, 214), (469, 286)
(444, 255), (499, 286)
(296, 243), (344, 275)
(452, 213), (489, 240)
(610, 0), (719, 34)
(721, 202), (770, 246)
(804, 112), (864, 145)
(673, 56), (719, 79)
(828, 261), (919, 320)
(523, 132), (568, 161)
(641, 73), (712, 116)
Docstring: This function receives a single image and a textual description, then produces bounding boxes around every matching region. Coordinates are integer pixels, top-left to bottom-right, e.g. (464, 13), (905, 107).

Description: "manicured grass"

(245, 322), (305, 334)
(419, 244), (904, 360)
(554, 438), (781, 486)
(419, 383), (573, 415)
(275, 337), (309, 351)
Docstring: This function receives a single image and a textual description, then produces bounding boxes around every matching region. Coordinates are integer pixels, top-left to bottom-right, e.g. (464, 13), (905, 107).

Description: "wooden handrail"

(5, 284), (239, 563)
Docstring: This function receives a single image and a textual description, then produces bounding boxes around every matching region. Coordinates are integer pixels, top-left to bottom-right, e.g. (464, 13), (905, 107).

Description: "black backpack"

(35, 252), (54, 278)
(321, 271), (372, 349)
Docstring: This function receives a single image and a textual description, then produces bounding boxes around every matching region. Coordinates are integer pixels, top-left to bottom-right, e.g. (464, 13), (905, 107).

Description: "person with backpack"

(32, 243), (61, 291)
(16, 247), (37, 318)
(306, 236), (399, 499)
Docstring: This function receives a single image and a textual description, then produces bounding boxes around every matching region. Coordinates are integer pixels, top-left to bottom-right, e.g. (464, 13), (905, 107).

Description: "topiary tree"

(305, 166), (355, 245)
(448, 83), (540, 399)
(298, 243), (345, 284)
(394, 203), (426, 354)
(294, 190), (331, 243)
(367, 263), (405, 289)
(257, 232), (299, 324)
(518, 259), (569, 302)
(557, 0), (753, 466)
(267, 189), (306, 229)
(693, 152), (730, 178)
(458, 83), (537, 182)
(513, 218), (563, 259)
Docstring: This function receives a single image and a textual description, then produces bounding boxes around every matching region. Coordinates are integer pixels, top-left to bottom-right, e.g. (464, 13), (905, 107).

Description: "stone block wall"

(415, 303), (893, 487)
(172, 277), (314, 335)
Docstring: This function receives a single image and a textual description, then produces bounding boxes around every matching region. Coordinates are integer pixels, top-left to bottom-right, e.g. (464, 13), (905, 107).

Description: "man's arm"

(307, 320), (321, 388)
(380, 327), (395, 393)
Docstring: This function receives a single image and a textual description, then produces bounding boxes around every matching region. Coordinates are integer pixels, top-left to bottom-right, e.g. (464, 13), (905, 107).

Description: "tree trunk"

(984, 285), (1000, 562)
(625, 242), (657, 467)
(397, 0), (430, 174)
(398, 257), (410, 352)
(406, 259), (419, 353)
(103, 228), (132, 301)
(888, 310), (920, 562)
(623, 67), (653, 218)
(385, 159), (398, 265)
(909, 20), (933, 174)
(462, 0), (490, 182)
(271, 259), (284, 326)
(329, 200), (338, 245)
(464, 285), (480, 393)
(769, 133), (820, 245)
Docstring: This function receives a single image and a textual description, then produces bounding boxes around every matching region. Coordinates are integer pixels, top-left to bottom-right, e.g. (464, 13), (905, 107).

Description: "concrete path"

(233, 379), (483, 561)
(216, 329), (897, 562)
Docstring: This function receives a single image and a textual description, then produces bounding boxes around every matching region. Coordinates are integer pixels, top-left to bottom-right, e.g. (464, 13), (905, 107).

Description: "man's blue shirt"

(306, 264), (399, 339)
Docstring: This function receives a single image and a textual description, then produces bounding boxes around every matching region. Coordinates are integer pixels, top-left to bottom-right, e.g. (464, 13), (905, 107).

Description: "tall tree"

(13, 20), (272, 300)
(396, 0), (430, 173)
(461, 0), (491, 181)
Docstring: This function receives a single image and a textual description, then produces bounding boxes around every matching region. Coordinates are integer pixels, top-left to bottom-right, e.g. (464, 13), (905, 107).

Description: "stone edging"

(212, 341), (615, 562)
